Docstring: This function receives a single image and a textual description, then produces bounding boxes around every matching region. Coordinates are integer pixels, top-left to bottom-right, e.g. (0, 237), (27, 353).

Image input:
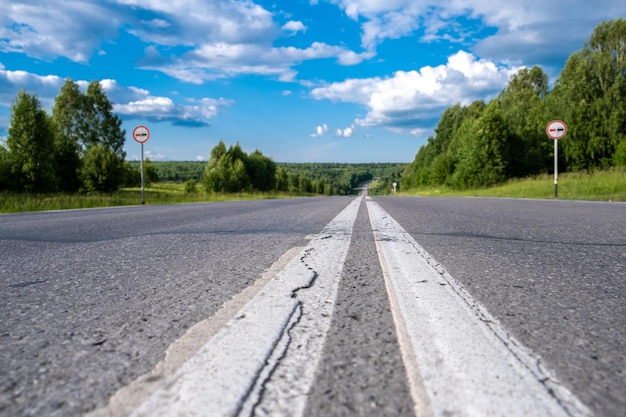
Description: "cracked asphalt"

(1, 196), (624, 417)
(304, 201), (413, 417)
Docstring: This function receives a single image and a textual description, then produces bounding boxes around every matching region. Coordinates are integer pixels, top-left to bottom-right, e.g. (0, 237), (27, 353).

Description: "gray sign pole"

(554, 138), (558, 198)
(132, 125), (150, 205)
(140, 142), (145, 204)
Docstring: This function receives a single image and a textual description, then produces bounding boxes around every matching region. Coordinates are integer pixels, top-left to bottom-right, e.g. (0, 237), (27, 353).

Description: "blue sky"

(1, 1), (624, 163)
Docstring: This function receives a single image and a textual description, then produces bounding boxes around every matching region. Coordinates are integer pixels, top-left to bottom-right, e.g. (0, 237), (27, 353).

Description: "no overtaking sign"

(546, 120), (567, 140)
(133, 125), (150, 144)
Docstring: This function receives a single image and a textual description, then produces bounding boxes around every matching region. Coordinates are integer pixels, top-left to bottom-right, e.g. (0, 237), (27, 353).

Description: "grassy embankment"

(399, 167), (626, 201)
(0, 183), (300, 214)
(1, 168), (624, 213)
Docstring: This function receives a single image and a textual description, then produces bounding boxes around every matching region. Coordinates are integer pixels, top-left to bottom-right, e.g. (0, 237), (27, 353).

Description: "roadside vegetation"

(401, 19), (626, 193)
(1, 19), (624, 212)
(400, 166), (626, 201)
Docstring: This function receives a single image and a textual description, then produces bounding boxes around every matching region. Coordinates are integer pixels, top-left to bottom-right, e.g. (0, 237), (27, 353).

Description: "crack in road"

(239, 247), (321, 417)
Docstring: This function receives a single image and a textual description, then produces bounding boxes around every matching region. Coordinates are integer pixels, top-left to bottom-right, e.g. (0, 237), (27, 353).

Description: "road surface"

(1, 195), (624, 416)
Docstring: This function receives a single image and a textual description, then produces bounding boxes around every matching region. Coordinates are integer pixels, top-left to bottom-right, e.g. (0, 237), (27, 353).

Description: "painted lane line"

(129, 196), (362, 417)
(366, 199), (592, 417)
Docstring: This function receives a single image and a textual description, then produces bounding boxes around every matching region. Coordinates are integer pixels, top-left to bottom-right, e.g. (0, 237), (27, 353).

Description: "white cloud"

(282, 20), (307, 34)
(325, 0), (626, 68)
(1, 1), (370, 84)
(144, 150), (165, 160)
(0, 1), (121, 62)
(0, 66), (64, 108)
(336, 125), (355, 138)
(312, 50), (519, 134)
(310, 123), (329, 138)
(0, 67), (233, 128)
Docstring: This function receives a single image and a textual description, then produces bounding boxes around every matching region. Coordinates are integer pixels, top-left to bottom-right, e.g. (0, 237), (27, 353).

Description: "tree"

(80, 144), (124, 193)
(497, 67), (551, 175)
(51, 79), (83, 191)
(81, 81), (126, 158)
(450, 101), (510, 188)
(0, 144), (10, 190)
(552, 18), (626, 170)
(247, 150), (276, 191)
(7, 90), (57, 192)
(144, 158), (159, 186)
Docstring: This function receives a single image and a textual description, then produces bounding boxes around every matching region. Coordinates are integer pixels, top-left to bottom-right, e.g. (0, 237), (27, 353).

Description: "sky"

(1, 1), (625, 163)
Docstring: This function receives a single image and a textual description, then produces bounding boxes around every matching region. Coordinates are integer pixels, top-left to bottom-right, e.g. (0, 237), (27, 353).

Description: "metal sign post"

(545, 120), (567, 198)
(132, 125), (150, 204)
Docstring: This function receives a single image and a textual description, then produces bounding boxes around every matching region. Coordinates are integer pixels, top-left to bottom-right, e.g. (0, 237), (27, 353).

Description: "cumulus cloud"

(336, 125), (355, 138)
(310, 123), (329, 138)
(0, 65), (64, 108)
(0, 1), (371, 84)
(311, 51), (519, 134)
(325, 0), (625, 68)
(0, 67), (232, 128)
(282, 20), (307, 34)
(0, 1), (121, 62)
(114, 94), (234, 127)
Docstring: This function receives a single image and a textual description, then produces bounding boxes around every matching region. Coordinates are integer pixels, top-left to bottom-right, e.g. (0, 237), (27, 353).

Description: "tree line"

(0, 80), (130, 193)
(402, 18), (626, 190)
(199, 141), (406, 195)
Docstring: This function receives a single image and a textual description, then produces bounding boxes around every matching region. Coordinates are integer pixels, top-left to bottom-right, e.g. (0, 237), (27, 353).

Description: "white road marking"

(366, 199), (592, 417)
(128, 197), (362, 417)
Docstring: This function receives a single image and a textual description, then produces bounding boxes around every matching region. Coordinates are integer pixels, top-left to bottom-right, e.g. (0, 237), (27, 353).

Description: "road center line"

(366, 198), (592, 417)
(127, 196), (362, 417)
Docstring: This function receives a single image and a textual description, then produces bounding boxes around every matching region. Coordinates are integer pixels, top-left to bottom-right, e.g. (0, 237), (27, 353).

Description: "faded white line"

(366, 198), (592, 417)
(128, 196), (362, 417)
(85, 247), (304, 417)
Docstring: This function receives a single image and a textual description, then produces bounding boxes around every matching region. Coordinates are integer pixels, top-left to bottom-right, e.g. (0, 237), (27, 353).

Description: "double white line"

(95, 196), (591, 417)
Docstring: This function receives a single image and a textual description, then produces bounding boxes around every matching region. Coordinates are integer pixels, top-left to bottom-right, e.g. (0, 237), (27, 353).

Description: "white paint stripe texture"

(366, 199), (592, 417)
(130, 196), (362, 417)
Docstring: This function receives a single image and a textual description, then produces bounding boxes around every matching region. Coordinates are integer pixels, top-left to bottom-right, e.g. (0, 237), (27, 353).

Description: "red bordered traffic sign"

(546, 120), (567, 140)
(132, 125), (150, 144)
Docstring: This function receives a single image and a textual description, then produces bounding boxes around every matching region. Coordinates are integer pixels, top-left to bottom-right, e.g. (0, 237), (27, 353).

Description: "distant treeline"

(132, 145), (406, 196)
(402, 19), (626, 191)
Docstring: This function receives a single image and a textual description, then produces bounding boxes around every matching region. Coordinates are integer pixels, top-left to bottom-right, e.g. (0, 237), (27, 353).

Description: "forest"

(401, 19), (626, 190)
(132, 151), (406, 196)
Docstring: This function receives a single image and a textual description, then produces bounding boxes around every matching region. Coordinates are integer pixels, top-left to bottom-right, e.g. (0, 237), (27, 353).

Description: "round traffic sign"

(133, 125), (150, 144)
(546, 120), (567, 140)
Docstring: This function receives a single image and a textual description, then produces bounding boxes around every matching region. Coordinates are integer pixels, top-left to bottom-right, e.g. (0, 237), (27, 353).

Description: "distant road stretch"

(1, 196), (624, 417)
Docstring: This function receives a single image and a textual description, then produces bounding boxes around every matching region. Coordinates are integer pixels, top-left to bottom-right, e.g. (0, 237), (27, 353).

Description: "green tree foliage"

(80, 144), (124, 193)
(82, 81), (126, 159)
(202, 141), (251, 192)
(143, 158), (159, 186)
(247, 150), (276, 191)
(184, 179), (198, 193)
(51, 79), (82, 191)
(6, 90), (57, 192)
(497, 66), (551, 175)
(0, 144), (11, 190)
(402, 19), (626, 191)
(450, 101), (510, 188)
(551, 18), (626, 170)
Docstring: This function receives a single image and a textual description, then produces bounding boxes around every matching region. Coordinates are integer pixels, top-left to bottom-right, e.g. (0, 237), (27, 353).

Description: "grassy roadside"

(399, 167), (626, 202)
(0, 183), (309, 214)
(1, 168), (624, 213)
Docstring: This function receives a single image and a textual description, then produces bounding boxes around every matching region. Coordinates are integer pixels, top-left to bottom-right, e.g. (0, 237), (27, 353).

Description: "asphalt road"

(374, 196), (625, 417)
(1, 196), (624, 417)
(0, 197), (352, 417)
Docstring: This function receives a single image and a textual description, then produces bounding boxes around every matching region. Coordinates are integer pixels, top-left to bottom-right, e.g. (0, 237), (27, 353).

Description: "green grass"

(0, 183), (308, 214)
(401, 167), (626, 201)
(2, 168), (624, 213)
